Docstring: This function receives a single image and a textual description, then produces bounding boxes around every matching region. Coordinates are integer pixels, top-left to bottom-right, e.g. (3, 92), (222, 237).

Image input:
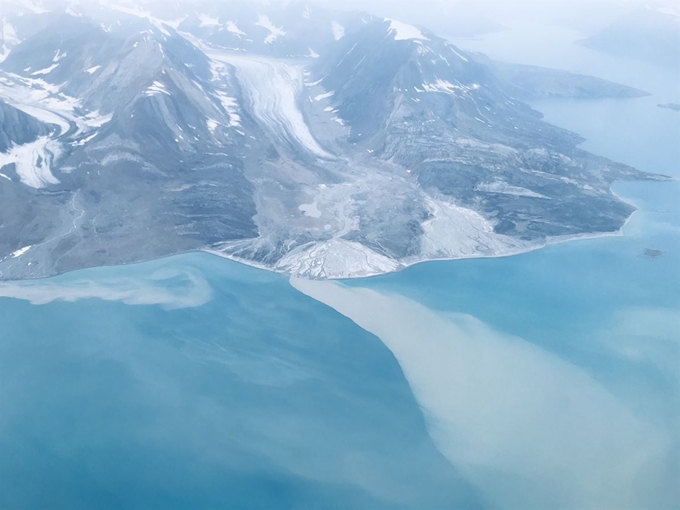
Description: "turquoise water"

(348, 180), (679, 427)
(344, 27), (680, 507)
(0, 255), (483, 509)
(1, 27), (679, 510)
(1, 181), (676, 509)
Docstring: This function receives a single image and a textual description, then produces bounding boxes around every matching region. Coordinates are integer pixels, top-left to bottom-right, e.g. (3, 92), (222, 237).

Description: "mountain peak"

(0, 1), (661, 280)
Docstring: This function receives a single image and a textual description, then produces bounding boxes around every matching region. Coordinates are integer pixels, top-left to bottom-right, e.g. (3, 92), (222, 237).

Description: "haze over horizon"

(8, 0), (680, 34)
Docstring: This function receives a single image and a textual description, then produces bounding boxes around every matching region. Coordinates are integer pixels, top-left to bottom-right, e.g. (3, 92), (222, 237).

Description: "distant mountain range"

(0, 0), (665, 279)
(579, 4), (680, 69)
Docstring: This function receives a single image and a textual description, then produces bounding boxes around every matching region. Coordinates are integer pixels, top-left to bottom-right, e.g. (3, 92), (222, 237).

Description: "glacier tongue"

(208, 50), (334, 159)
(0, 136), (61, 188)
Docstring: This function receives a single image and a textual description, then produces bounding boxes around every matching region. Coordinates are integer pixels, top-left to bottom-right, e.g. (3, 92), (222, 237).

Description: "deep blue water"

(1, 25), (679, 510)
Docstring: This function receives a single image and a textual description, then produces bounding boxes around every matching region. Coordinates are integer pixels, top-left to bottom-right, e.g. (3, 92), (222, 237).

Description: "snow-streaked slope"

(209, 50), (334, 159)
(331, 21), (345, 41)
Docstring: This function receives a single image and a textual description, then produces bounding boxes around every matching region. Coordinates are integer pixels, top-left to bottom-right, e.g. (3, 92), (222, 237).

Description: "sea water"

(338, 24), (680, 508)
(0, 254), (487, 509)
(1, 24), (679, 510)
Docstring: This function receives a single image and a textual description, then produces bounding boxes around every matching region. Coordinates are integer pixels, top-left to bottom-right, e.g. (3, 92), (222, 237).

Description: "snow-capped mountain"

(0, 0), (663, 279)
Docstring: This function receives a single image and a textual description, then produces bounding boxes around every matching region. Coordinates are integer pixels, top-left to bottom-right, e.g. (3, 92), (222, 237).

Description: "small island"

(643, 248), (665, 258)
(658, 103), (680, 112)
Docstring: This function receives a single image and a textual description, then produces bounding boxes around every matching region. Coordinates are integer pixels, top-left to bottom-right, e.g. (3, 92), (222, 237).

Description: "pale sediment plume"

(290, 277), (671, 510)
(0, 268), (213, 309)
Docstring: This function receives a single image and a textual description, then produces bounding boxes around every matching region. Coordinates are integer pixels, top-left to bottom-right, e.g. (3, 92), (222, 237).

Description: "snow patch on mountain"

(422, 79), (480, 95)
(446, 43), (469, 62)
(10, 246), (32, 258)
(53, 50), (67, 62)
(198, 14), (220, 28)
(206, 118), (219, 132)
(73, 132), (97, 147)
(145, 80), (170, 96)
(331, 21), (345, 41)
(314, 91), (334, 101)
(387, 19), (427, 41)
(226, 21), (246, 37)
(31, 64), (59, 76)
(82, 110), (113, 129)
(255, 15), (286, 44)
(214, 91), (241, 127)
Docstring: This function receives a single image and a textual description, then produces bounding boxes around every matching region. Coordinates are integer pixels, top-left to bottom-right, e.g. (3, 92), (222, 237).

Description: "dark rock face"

(0, 99), (52, 152)
(0, 2), (667, 279)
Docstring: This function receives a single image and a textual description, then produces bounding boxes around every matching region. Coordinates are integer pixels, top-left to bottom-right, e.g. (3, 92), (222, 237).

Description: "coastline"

(204, 211), (636, 281)
(0, 220), (633, 285)
(1, 178), (666, 285)
(204, 178), (653, 281)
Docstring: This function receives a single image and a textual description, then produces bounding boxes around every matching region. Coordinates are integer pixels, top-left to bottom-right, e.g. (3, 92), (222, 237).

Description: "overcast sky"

(31, 0), (672, 35)
(307, 0), (649, 33)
